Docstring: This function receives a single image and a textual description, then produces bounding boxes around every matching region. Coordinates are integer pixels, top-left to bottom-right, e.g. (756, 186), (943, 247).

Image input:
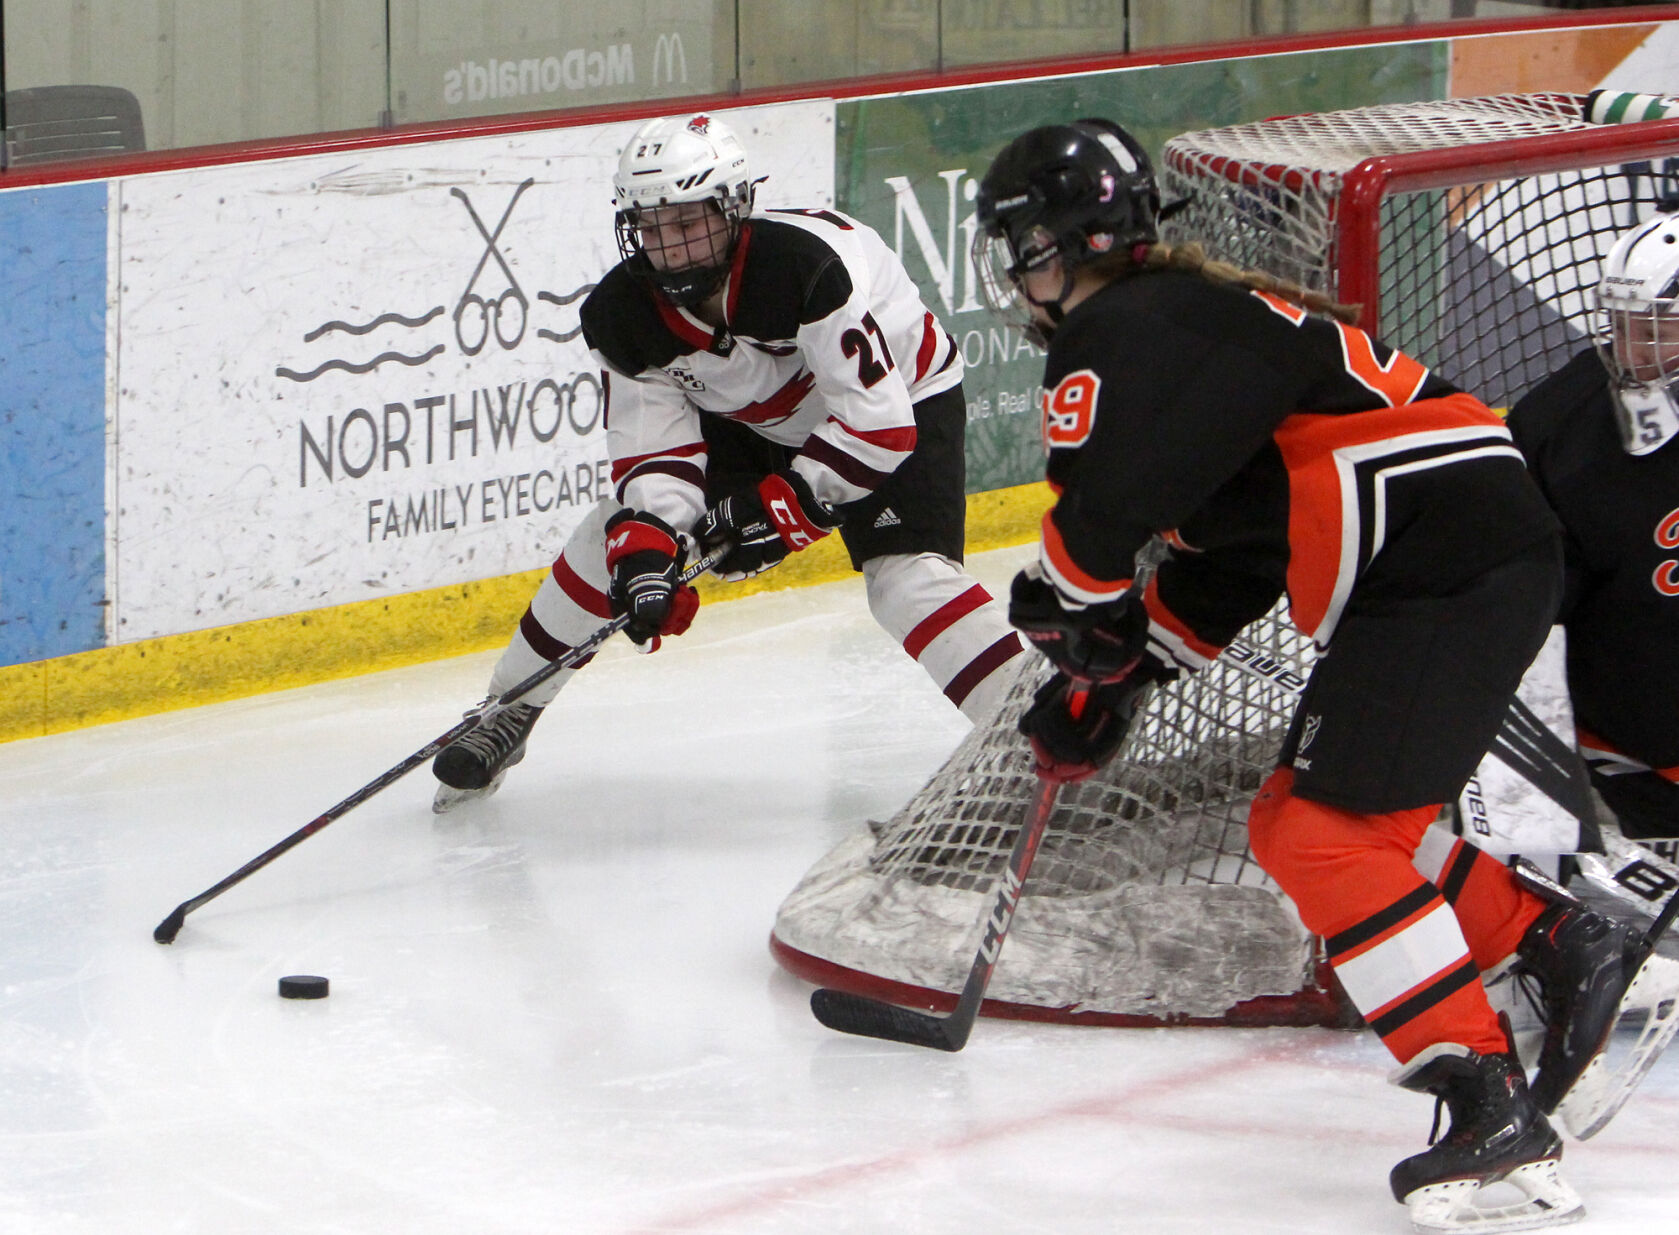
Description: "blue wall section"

(0, 183), (108, 665)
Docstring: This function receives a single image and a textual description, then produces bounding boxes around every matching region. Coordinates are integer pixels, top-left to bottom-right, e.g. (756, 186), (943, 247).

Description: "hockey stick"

(152, 547), (726, 945)
(810, 769), (1062, 1050)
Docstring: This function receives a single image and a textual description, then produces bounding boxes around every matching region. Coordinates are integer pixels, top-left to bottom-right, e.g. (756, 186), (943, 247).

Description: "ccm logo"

(768, 496), (814, 547)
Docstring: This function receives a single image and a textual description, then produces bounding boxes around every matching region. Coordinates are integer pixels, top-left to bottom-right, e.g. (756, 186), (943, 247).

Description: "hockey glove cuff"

(604, 509), (698, 651)
(1008, 568), (1151, 685)
(1019, 671), (1155, 784)
(694, 469), (839, 581)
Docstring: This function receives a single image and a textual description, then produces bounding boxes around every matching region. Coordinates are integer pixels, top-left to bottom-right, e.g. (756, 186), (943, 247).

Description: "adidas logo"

(872, 507), (901, 529)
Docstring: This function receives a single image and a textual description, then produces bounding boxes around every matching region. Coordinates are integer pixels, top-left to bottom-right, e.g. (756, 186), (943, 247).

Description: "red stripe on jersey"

(902, 584), (993, 660)
(1273, 393), (1505, 637)
(830, 417), (918, 454)
(610, 440), (706, 486)
(1042, 509), (1131, 601)
(653, 296), (716, 351)
(944, 633), (1027, 709)
(728, 371), (817, 425)
(552, 552), (612, 619)
(724, 221), (754, 322)
(1141, 575), (1223, 661)
(802, 434), (891, 490)
(914, 311), (939, 382)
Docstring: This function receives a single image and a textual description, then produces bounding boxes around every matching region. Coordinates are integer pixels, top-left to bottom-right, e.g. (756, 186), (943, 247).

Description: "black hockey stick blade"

(810, 987), (972, 1051)
(152, 547), (725, 944)
(809, 771), (1062, 1050)
(153, 906), (187, 945)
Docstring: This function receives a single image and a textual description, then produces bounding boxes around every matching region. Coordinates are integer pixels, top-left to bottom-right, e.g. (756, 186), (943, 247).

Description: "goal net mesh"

(770, 92), (1679, 1026)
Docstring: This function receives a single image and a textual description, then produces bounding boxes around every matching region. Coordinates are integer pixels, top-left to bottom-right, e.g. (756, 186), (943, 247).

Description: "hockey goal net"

(769, 92), (1679, 1028)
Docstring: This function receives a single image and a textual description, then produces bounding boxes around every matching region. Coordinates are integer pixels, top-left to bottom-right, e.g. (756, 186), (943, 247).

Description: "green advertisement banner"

(836, 41), (1448, 493)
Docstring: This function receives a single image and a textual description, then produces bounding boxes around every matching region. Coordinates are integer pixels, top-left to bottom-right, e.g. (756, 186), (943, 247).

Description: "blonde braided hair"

(1092, 240), (1361, 324)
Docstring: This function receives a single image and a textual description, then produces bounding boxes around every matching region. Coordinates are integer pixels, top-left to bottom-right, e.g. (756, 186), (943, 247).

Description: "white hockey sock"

(487, 499), (625, 705)
(863, 552), (1025, 723)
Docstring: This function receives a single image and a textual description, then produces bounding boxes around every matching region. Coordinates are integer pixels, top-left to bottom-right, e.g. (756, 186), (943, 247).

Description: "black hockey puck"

(278, 974), (329, 1000)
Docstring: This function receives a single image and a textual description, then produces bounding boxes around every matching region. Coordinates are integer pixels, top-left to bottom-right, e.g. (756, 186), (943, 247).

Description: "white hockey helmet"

(1594, 212), (1679, 455)
(613, 113), (755, 307)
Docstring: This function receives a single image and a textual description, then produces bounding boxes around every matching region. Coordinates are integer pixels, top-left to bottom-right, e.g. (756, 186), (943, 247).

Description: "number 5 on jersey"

(1042, 369), (1101, 450)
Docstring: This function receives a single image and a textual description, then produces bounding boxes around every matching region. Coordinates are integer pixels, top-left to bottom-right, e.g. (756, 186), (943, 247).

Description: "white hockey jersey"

(579, 208), (963, 533)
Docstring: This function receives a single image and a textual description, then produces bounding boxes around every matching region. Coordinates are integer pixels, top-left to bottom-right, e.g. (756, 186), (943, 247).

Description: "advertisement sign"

(0, 183), (109, 665)
(111, 101), (833, 642)
(838, 42), (1446, 493)
(397, 1), (722, 123)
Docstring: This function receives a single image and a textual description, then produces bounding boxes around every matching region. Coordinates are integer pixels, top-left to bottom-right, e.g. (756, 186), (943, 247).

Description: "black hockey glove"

(693, 469), (840, 581)
(1019, 670), (1155, 784)
(1008, 568), (1149, 685)
(604, 509), (698, 651)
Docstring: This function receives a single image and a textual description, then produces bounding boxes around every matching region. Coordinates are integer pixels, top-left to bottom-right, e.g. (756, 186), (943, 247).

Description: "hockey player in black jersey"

(1507, 212), (1679, 848)
(431, 113), (1023, 809)
(974, 118), (1679, 1232)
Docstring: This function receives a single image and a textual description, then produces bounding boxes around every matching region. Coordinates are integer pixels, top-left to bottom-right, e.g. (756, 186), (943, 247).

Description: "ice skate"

(1390, 1043), (1581, 1233)
(431, 701), (543, 814)
(1516, 900), (1679, 1139)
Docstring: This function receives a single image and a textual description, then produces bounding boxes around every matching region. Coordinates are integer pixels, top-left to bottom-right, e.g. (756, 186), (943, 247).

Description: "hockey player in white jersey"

(432, 113), (1025, 809)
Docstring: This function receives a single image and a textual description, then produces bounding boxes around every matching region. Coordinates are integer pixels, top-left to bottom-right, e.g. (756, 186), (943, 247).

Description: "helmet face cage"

(972, 225), (1072, 347)
(612, 114), (754, 307)
(1592, 213), (1679, 454)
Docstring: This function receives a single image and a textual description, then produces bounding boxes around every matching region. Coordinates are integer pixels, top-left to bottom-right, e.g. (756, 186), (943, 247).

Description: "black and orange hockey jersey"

(1508, 347), (1679, 797)
(1035, 270), (1560, 670)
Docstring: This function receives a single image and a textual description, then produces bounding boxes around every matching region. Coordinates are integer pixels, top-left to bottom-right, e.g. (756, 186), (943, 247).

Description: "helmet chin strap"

(1018, 262), (1076, 346)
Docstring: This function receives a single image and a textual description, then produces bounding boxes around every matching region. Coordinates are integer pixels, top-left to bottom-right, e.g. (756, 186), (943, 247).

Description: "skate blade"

(431, 770), (508, 814)
(1558, 952), (1679, 1139)
(1403, 1159), (1583, 1233)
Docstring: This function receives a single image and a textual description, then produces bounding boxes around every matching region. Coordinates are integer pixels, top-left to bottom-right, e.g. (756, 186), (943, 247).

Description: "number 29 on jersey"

(1041, 369), (1102, 450)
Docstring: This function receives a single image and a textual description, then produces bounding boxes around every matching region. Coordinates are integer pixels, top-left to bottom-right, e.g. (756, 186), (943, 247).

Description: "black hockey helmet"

(974, 119), (1159, 286)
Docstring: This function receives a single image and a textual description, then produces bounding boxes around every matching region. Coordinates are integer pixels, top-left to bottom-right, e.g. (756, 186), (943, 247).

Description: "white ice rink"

(3, 545), (1675, 1235)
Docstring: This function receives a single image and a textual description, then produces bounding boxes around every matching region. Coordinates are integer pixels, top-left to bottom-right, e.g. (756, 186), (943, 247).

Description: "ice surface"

(1, 546), (1674, 1234)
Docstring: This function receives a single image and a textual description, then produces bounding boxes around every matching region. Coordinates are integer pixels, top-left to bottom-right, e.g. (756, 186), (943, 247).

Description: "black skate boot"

(1389, 1042), (1580, 1232)
(1515, 901), (1679, 1138)
(432, 701), (543, 813)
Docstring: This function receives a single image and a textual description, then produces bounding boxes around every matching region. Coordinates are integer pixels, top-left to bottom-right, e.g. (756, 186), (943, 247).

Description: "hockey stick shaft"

(810, 766), (1064, 1050)
(152, 548), (725, 944)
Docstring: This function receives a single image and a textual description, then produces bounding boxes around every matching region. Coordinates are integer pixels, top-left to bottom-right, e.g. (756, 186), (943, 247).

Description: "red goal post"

(1161, 92), (1679, 411)
(769, 92), (1679, 1031)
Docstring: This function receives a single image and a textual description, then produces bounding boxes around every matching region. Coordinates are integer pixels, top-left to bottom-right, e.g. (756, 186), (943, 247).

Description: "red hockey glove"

(693, 469), (839, 581)
(1019, 671), (1156, 783)
(1007, 568), (1149, 685)
(604, 509), (698, 651)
